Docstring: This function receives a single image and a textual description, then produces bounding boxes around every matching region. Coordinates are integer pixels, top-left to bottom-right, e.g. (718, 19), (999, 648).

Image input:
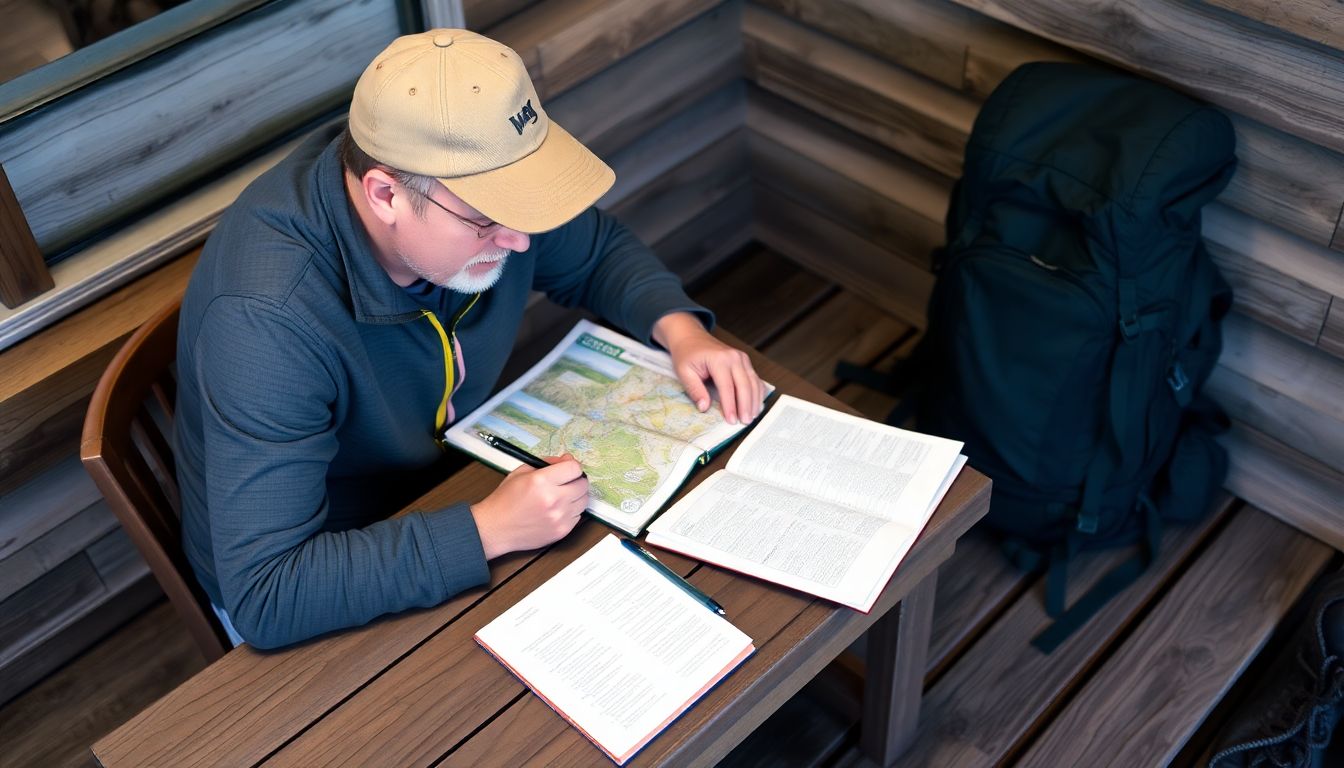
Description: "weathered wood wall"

(0, 0), (747, 704)
(743, 0), (1344, 548)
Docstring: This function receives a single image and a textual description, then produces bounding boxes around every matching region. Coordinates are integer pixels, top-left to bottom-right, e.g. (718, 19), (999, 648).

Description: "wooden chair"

(80, 298), (231, 663)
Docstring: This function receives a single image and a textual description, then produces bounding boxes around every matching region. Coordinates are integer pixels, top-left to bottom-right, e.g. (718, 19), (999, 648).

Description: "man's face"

(390, 184), (531, 293)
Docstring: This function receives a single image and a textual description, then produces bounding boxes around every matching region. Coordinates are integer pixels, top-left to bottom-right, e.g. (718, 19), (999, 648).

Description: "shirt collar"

(314, 136), (424, 325)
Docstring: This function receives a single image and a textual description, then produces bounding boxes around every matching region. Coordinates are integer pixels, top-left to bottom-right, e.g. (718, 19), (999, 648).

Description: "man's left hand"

(653, 312), (766, 425)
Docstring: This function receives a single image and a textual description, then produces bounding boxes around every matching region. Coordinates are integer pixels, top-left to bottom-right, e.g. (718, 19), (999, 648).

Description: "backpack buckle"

(1119, 315), (1141, 342)
(1167, 362), (1189, 393)
(1076, 508), (1099, 534)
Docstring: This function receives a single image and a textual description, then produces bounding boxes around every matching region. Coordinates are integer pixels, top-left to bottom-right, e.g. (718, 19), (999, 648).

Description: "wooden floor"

(0, 600), (204, 768)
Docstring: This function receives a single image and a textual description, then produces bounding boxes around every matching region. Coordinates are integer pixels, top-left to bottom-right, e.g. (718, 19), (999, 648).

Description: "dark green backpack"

(877, 63), (1236, 649)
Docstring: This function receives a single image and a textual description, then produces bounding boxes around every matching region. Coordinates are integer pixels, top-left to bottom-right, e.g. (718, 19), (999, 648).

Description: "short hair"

(337, 125), (437, 218)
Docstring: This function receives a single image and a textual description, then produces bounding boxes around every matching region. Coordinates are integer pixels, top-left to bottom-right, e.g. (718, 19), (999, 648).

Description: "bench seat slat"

(1015, 506), (1334, 768)
(925, 528), (1032, 683)
(897, 495), (1236, 767)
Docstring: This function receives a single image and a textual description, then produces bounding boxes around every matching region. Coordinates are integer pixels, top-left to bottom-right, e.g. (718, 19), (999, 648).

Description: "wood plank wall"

(0, 0), (747, 705)
(742, 0), (1344, 547)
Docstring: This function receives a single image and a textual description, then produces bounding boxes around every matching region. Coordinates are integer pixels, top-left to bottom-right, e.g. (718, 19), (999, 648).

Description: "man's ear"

(361, 168), (400, 226)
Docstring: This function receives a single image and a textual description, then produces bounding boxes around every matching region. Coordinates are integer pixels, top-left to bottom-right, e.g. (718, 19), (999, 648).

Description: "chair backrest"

(80, 298), (231, 663)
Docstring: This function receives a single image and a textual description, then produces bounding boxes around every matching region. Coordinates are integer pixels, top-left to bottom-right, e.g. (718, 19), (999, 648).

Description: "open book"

(445, 319), (760, 535)
(646, 395), (966, 612)
(475, 534), (754, 765)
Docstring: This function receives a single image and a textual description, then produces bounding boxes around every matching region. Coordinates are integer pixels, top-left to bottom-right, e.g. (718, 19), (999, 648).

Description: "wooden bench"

(679, 248), (1338, 767)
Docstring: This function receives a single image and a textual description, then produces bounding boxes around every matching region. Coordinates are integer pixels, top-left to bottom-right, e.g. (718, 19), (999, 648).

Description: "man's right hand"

(470, 455), (589, 559)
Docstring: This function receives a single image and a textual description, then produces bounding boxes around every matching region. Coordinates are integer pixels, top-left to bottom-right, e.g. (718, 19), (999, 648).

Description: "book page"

(727, 395), (963, 521)
(645, 473), (915, 609)
(475, 535), (754, 764)
(444, 320), (752, 534)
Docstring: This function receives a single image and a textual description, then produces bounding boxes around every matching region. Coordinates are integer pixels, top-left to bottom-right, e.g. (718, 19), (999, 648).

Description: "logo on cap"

(509, 100), (539, 135)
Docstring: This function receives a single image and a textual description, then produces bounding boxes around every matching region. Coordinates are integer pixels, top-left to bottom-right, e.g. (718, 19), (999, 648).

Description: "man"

(175, 29), (764, 649)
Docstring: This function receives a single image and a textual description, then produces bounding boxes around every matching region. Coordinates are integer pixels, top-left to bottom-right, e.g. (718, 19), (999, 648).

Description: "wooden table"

(91, 333), (990, 768)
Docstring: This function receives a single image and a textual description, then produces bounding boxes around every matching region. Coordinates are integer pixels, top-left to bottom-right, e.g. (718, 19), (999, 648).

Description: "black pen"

(475, 430), (587, 478)
(621, 538), (726, 616)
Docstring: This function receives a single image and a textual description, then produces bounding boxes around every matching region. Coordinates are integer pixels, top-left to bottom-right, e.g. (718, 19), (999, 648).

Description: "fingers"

(534, 457), (586, 484)
(713, 361), (739, 424)
(706, 349), (764, 424)
(677, 366), (712, 412)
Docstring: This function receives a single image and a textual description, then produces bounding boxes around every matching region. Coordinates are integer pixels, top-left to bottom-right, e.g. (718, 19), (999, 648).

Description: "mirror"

(0, 0), (191, 85)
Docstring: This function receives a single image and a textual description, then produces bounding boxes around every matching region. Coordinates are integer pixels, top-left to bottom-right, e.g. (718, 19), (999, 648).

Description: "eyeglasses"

(410, 186), (501, 239)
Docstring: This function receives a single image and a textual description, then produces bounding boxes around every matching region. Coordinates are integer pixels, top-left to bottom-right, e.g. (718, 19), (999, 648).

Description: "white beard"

(444, 251), (508, 293)
(400, 246), (509, 293)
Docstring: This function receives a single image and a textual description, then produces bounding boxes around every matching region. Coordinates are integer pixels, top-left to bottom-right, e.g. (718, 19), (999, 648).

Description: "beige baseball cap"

(349, 29), (614, 234)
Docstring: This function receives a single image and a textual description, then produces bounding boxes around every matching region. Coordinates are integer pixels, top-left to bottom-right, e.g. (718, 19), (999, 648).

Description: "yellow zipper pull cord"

(421, 292), (483, 447)
(420, 310), (452, 442)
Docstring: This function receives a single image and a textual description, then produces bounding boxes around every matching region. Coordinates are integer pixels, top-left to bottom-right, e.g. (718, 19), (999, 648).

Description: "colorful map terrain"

(472, 337), (724, 514)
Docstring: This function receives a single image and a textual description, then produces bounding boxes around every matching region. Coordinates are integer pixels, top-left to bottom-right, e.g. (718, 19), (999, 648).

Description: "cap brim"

(437, 121), (614, 234)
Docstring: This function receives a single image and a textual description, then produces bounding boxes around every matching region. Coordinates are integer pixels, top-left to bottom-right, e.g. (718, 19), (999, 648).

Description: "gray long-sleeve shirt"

(175, 124), (709, 649)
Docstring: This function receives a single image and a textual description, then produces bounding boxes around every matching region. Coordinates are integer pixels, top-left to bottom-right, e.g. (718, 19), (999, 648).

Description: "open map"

(445, 320), (758, 535)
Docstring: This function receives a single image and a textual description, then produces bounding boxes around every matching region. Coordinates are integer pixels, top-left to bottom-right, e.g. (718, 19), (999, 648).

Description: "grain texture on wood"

(611, 130), (748, 250)
(646, 179), (754, 287)
(547, 1), (742, 159)
(261, 524), (624, 768)
(0, 455), (102, 560)
(1015, 508), (1332, 768)
(1205, 364), (1344, 471)
(0, 572), (159, 708)
(754, 184), (936, 328)
(1322, 297), (1344, 360)
(464, 0), (539, 30)
(600, 83), (746, 207)
(1197, 0), (1344, 50)
(861, 570), (938, 764)
(690, 246), (836, 350)
(91, 468), (536, 768)
(0, 0), (401, 256)
(1220, 313), (1344, 435)
(946, 0), (1344, 157)
(0, 254), (197, 496)
(763, 291), (913, 393)
(0, 500), (114, 603)
(0, 599), (204, 766)
(744, 4), (977, 179)
(898, 496), (1233, 767)
(749, 88), (953, 225)
(0, 164), (52, 309)
(748, 89), (951, 269)
(1218, 116), (1344, 249)
(924, 528), (1031, 683)
(1207, 240), (1331, 345)
(491, 0), (723, 100)
(1223, 421), (1344, 551)
(0, 554), (104, 655)
(957, 1), (1087, 98)
(752, 0), (970, 89)
(1202, 203), (1344, 302)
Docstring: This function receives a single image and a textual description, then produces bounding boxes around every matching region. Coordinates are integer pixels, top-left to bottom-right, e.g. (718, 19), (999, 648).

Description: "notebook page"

(475, 534), (754, 764)
(726, 395), (963, 521)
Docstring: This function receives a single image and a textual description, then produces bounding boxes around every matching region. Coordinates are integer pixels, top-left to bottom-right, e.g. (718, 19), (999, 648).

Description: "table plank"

(437, 551), (821, 767)
(95, 328), (991, 768)
(253, 332), (834, 764)
(262, 520), (623, 767)
(443, 471), (987, 767)
(90, 468), (536, 768)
